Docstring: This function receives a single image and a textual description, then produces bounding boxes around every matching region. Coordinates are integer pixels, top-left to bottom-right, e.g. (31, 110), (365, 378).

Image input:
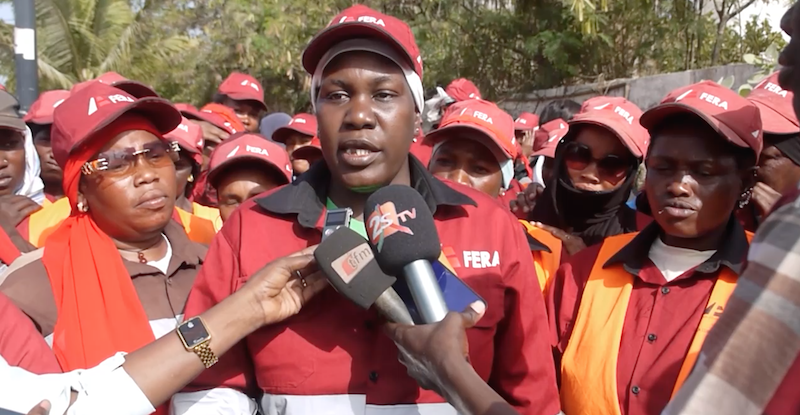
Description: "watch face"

(179, 317), (210, 348)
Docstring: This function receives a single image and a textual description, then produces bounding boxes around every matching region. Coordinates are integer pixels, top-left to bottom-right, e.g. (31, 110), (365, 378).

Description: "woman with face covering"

(0, 83), (208, 415)
(176, 5), (560, 415)
(25, 90), (70, 202)
(548, 81), (759, 415)
(511, 96), (650, 255)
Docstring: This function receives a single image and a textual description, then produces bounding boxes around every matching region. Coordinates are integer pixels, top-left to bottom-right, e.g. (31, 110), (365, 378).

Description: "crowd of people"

(2, 2), (800, 415)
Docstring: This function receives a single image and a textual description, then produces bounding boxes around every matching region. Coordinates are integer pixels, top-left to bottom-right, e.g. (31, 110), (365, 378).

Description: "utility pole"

(13, 0), (38, 112)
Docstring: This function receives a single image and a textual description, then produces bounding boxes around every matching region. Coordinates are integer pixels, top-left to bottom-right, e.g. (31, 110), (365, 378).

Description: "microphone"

(365, 185), (449, 323)
(314, 226), (415, 325)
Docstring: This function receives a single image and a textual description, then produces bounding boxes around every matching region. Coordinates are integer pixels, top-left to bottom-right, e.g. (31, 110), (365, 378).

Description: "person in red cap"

(514, 111), (539, 160)
(742, 71), (800, 223)
(530, 118), (569, 187)
(178, 5), (560, 415)
(0, 84), (208, 415)
(288, 136), (324, 174)
(70, 72), (158, 99)
(511, 96), (650, 256)
(444, 78), (482, 102)
(24, 90), (70, 201)
(215, 72), (268, 133)
(549, 80), (760, 415)
(272, 113), (319, 176)
(205, 132), (291, 222)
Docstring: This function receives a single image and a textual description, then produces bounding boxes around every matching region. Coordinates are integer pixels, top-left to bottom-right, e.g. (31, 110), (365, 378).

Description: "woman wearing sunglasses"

(513, 96), (649, 255)
(548, 81), (759, 415)
(0, 82), (207, 412)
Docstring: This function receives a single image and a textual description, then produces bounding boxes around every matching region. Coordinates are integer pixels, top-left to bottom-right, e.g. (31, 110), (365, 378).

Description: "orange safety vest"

(191, 202), (223, 232)
(174, 206), (217, 244)
(519, 220), (562, 293)
(560, 231), (752, 415)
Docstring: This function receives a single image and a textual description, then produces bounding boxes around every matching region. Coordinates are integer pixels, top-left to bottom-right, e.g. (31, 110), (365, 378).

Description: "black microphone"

(315, 226), (415, 325)
(365, 185), (449, 323)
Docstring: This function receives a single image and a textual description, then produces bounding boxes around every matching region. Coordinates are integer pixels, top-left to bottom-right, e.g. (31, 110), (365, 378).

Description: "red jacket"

(0, 292), (61, 374)
(183, 157), (561, 415)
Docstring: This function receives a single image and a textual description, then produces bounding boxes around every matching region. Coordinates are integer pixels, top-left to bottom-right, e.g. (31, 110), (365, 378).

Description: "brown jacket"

(0, 221), (206, 337)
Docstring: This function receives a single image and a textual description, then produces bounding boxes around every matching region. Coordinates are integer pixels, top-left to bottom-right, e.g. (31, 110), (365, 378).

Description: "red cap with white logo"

(425, 99), (517, 160)
(514, 112), (540, 132)
(641, 80), (763, 158)
(207, 132), (293, 186)
(165, 116), (204, 166)
(217, 72), (267, 110)
(747, 72), (799, 135)
(70, 72), (158, 98)
(533, 118), (568, 158)
(570, 96), (650, 158)
(445, 78), (482, 102)
(302, 4), (422, 78)
(272, 113), (317, 143)
(176, 103), (241, 135)
(290, 136), (323, 161)
(24, 90), (70, 125)
(51, 83), (180, 168)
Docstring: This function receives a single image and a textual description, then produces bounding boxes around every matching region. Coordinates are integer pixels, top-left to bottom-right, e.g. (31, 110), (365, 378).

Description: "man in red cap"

(70, 72), (158, 98)
(215, 72), (268, 133)
(178, 4), (560, 415)
(206, 132), (292, 222)
(271, 113), (318, 176)
(514, 112), (539, 160)
(444, 78), (482, 102)
(551, 81), (760, 415)
(24, 90), (70, 201)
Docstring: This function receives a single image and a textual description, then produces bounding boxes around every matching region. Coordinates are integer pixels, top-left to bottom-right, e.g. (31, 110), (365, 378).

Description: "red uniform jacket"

(0, 292), (61, 375)
(183, 157), (561, 415)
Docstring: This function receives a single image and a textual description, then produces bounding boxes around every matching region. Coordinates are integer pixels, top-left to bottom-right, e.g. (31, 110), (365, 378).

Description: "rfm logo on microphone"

(331, 243), (374, 283)
(367, 202), (415, 252)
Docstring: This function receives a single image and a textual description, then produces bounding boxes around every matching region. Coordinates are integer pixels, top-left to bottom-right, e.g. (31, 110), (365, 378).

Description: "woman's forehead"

(101, 130), (161, 152)
(321, 51), (405, 80)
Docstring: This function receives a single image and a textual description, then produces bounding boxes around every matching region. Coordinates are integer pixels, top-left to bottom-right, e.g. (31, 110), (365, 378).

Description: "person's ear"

(741, 166), (758, 192)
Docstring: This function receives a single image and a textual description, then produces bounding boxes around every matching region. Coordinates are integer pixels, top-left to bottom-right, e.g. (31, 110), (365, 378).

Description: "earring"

(77, 202), (89, 213)
(187, 174), (194, 183)
(738, 188), (753, 209)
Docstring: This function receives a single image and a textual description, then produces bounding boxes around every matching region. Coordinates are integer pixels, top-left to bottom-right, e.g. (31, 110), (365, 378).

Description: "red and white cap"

(533, 118), (569, 158)
(747, 71), (799, 135)
(514, 112), (540, 132)
(24, 90), (70, 125)
(426, 99), (517, 161)
(207, 133), (293, 185)
(217, 72), (267, 111)
(51, 83), (180, 168)
(165, 116), (204, 166)
(272, 113), (317, 143)
(175, 103), (240, 135)
(290, 137), (323, 161)
(70, 72), (158, 98)
(445, 78), (481, 102)
(571, 96), (650, 158)
(641, 80), (763, 158)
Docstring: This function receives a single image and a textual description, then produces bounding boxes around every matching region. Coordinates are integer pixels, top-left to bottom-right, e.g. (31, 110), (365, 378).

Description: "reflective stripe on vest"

(560, 231), (751, 415)
(519, 220), (562, 293)
(174, 207), (217, 245)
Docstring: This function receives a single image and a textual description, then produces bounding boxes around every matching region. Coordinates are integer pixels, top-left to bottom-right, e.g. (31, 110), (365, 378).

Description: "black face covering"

(530, 136), (639, 247)
(769, 133), (800, 166)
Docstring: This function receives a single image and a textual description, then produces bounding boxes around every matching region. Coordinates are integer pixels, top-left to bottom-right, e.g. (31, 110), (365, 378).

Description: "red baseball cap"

(166, 116), (204, 166)
(217, 72), (267, 110)
(425, 99), (517, 160)
(302, 5), (423, 78)
(207, 132), (293, 186)
(514, 112), (540, 132)
(747, 72), (799, 135)
(24, 90), (70, 125)
(70, 72), (158, 98)
(290, 137), (323, 161)
(445, 78), (482, 102)
(570, 96), (650, 158)
(272, 113), (317, 143)
(51, 83), (181, 168)
(533, 118), (569, 158)
(176, 103), (240, 135)
(641, 80), (763, 158)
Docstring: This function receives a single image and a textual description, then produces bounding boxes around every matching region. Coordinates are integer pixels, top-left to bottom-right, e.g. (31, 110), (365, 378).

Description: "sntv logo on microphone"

(366, 202), (415, 252)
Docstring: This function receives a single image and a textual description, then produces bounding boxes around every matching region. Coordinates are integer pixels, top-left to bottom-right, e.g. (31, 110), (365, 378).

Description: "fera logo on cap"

(87, 94), (135, 116)
(338, 15), (386, 26)
(246, 144), (269, 156)
(699, 92), (728, 110)
(226, 145), (240, 158)
(517, 118), (527, 124)
(762, 82), (788, 98)
(291, 118), (307, 124)
(177, 124), (190, 133)
(240, 80), (260, 92)
(460, 108), (493, 124)
(614, 106), (634, 125)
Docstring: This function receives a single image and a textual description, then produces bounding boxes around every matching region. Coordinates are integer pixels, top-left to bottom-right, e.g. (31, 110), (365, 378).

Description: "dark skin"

(566, 125), (632, 192)
(316, 51), (419, 219)
(222, 97), (262, 133)
(645, 123), (754, 250)
(188, 119), (228, 169)
(516, 129), (535, 159)
(77, 130), (177, 262)
(215, 167), (284, 222)
(0, 128), (27, 196)
(285, 132), (315, 174)
(32, 126), (64, 198)
(754, 135), (800, 215)
(429, 135), (505, 198)
(174, 151), (196, 212)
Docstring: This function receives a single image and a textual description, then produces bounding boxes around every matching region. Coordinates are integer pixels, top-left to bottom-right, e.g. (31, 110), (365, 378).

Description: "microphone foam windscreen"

(364, 185), (441, 276)
(314, 226), (397, 309)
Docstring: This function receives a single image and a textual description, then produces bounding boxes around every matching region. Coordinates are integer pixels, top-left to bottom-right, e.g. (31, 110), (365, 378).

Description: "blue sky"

(0, 4), (11, 24)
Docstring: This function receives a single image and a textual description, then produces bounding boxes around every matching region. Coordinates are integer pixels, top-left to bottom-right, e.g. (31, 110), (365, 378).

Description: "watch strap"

(193, 341), (219, 369)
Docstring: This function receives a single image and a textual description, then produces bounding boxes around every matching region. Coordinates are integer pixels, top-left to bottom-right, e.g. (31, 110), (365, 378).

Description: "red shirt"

(547, 219), (750, 415)
(184, 157), (560, 415)
(0, 292), (61, 374)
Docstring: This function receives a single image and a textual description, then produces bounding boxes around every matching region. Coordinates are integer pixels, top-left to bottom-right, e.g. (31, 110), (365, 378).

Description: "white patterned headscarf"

(15, 126), (45, 205)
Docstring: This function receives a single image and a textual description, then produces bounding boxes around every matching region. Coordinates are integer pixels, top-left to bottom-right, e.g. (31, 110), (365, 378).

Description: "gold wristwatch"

(177, 316), (219, 368)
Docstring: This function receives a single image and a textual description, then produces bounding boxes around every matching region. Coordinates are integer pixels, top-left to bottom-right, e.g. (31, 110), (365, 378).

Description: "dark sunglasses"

(563, 141), (631, 179)
(82, 141), (180, 177)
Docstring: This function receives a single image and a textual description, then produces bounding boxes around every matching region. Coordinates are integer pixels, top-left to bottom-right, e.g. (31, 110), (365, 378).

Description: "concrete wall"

(499, 63), (759, 117)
